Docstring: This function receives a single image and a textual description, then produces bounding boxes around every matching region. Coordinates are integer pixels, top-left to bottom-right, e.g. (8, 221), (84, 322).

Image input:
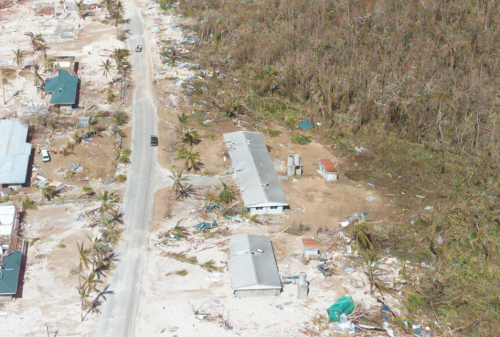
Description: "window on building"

(270, 206), (278, 210)
(256, 207), (263, 210)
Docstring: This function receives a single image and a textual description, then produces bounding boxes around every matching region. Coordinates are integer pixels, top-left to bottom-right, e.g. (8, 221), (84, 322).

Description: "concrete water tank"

(294, 154), (301, 166)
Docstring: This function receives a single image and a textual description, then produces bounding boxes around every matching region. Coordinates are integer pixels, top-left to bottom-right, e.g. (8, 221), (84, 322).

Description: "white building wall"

(324, 172), (338, 182)
(248, 206), (283, 215)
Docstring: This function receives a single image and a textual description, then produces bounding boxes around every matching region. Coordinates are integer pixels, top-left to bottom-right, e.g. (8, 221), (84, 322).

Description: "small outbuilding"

(227, 234), (282, 297)
(0, 250), (22, 301)
(302, 238), (320, 259)
(318, 158), (338, 182)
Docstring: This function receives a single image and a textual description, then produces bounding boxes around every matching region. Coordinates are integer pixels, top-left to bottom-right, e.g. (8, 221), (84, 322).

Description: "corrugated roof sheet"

(302, 238), (319, 250)
(44, 69), (78, 104)
(0, 251), (22, 295)
(227, 234), (282, 291)
(319, 159), (336, 173)
(224, 132), (288, 208)
(0, 119), (32, 184)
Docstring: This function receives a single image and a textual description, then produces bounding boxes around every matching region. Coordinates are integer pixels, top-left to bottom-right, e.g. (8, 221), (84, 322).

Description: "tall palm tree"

(169, 169), (189, 195)
(32, 63), (44, 91)
(12, 49), (25, 66)
(111, 48), (129, 70)
(111, 10), (124, 34)
(1, 67), (15, 105)
(101, 0), (116, 15)
(24, 32), (46, 53)
(114, 0), (125, 14)
(179, 150), (202, 172)
(96, 190), (115, 226)
(100, 59), (112, 81)
(177, 112), (188, 132)
(87, 235), (109, 265)
(41, 185), (57, 201)
(182, 129), (201, 147)
(75, 0), (86, 20)
(74, 241), (92, 273)
(36, 43), (50, 60)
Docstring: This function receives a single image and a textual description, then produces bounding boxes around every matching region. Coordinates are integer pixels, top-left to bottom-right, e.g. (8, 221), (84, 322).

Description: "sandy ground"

(0, 0), (410, 335)
(0, 0), (131, 335)
(134, 4), (404, 337)
(0, 203), (101, 336)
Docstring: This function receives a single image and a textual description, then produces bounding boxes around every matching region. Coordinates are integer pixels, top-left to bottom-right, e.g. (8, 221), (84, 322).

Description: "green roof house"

(44, 69), (79, 106)
(0, 251), (22, 300)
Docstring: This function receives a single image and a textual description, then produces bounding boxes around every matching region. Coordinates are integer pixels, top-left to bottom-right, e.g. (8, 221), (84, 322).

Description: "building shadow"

(14, 241), (29, 299)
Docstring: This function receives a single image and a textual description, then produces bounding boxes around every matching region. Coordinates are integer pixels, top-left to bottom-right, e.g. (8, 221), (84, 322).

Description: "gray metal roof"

(227, 234), (282, 291)
(0, 119), (32, 184)
(224, 131), (288, 208)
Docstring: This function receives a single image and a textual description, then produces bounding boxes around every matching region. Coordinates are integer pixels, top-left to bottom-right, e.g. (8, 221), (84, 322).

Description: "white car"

(135, 44), (142, 52)
(41, 148), (51, 162)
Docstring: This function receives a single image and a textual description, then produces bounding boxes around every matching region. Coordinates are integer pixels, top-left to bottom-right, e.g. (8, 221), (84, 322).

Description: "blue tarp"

(298, 120), (313, 130)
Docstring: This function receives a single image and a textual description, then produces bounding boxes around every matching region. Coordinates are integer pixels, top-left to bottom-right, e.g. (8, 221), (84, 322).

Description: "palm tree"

(218, 181), (237, 204)
(180, 150), (202, 172)
(111, 10), (124, 34)
(114, 0), (125, 14)
(1, 67), (15, 105)
(21, 197), (37, 212)
(12, 49), (25, 66)
(96, 190), (115, 226)
(351, 221), (373, 250)
(169, 169), (190, 197)
(100, 59), (112, 81)
(32, 63), (44, 91)
(75, 0), (86, 20)
(74, 241), (92, 274)
(41, 185), (57, 201)
(101, 0), (116, 15)
(24, 32), (46, 53)
(87, 235), (109, 265)
(82, 272), (103, 295)
(177, 112), (188, 132)
(101, 224), (123, 244)
(362, 250), (381, 295)
(182, 129), (201, 147)
(112, 111), (128, 126)
(36, 43), (50, 60)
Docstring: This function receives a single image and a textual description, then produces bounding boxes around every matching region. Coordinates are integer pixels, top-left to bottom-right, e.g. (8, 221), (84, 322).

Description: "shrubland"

(176, 0), (500, 333)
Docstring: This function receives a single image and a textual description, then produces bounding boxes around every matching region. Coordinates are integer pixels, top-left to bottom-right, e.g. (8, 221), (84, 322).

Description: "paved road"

(96, 4), (157, 337)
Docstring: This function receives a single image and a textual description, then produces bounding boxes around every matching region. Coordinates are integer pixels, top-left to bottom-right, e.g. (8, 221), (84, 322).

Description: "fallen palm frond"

(201, 260), (218, 272)
(166, 252), (198, 264)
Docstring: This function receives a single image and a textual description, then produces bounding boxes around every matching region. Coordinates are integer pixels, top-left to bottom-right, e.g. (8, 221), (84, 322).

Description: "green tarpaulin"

(327, 296), (355, 322)
(194, 220), (218, 231)
(298, 120), (313, 130)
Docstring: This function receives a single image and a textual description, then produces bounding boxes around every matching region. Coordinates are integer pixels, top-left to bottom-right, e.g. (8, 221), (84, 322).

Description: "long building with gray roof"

(227, 234), (281, 297)
(0, 119), (32, 185)
(224, 131), (289, 215)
